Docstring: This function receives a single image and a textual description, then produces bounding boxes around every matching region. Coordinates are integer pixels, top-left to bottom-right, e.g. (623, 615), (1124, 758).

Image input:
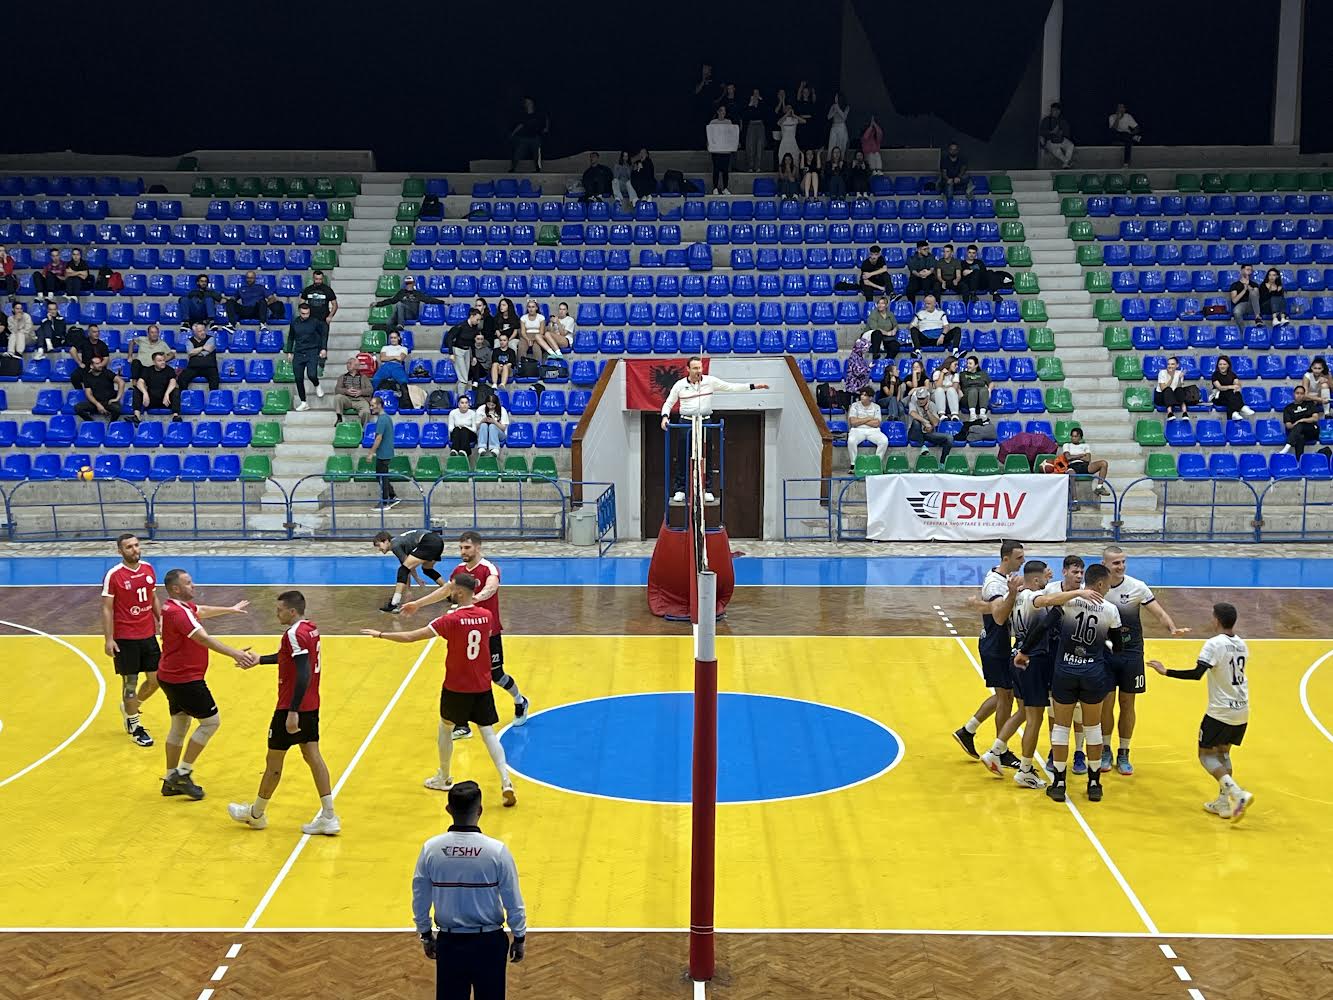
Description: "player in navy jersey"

(952, 539), (1025, 765)
(1018, 562), (1123, 803)
(1041, 555), (1091, 774)
(1100, 545), (1190, 776)
(227, 591), (340, 835)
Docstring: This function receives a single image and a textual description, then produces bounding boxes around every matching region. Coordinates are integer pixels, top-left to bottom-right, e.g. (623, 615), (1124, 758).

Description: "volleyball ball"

(78, 465), (94, 482)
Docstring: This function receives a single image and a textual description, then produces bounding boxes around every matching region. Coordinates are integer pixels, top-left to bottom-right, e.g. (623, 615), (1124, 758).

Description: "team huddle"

(98, 529), (530, 834)
(952, 541), (1254, 820)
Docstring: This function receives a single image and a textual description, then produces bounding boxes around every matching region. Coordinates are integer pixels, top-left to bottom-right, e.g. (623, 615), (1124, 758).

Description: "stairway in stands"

(1012, 169), (1147, 508)
(261, 175), (403, 519)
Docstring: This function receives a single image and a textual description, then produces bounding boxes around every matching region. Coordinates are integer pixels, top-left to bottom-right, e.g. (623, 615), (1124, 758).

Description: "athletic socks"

(177, 761), (193, 776)
(1119, 738), (1131, 751)
(319, 794), (335, 818)
(1051, 759), (1067, 783)
(963, 717), (981, 735)
(1219, 774), (1240, 795)
(391, 592), (403, 606)
(496, 672), (523, 702)
(1074, 729), (1086, 752)
(126, 713), (141, 728)
(1020, 756), (1033, 773)
(251, 796), (270, 819)
(989, 738), (1007, 755)
(437, 722), (454, 778)
(1279, 444), (1292, 455)
(479, 726), (511, 784)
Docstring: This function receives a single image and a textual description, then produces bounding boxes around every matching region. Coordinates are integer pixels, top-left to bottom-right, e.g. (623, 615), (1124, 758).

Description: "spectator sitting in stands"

(1229, 264), (1264, 331)
(181, 321), (221, 391)
(581, 152), (613, 202)
(860, 114), (883, 173)
(1108, 103), (1141, 166)
(69, 322), (110, 390)
(32, 249), (68, 303)
(823, 146), (848, 199)
(938, 142), (969, 197)
(469, 331), (493, 385)
(1260, 268), (1289, 326)
(74, 354), (123, 422)
(477, 394), (509, 457)
(8, 301), (33, 358)
(706, 106), (739, 195)
(905, 240), (939, 305)
(37, 301), (68, 359)
(864, 295), (900, 361)
(373, 329), (410, 390)
(907, 385), (953, 460)
(846, 150), (871, 196)
(509, 96), (547, 172)
(612, 151), (636, 205)
(448, 394), (481, 456)
(0, 246), (17, 303)
(333, 355), (374, 426)
(957, 244), (988, 305)
(1209, 355), (1256, 419)
(959, 354), (991, 423)
(858, 245), (891, 302)
(846, 387), (887, 474)
(1156, 354), (1187, 421)
(933, 354), (961, 416)
(133, 351), (181, 423)
(472, 296), (496, 339)
(843, 335), (871, 400)
(446, 308), (481, 398)
(777, 153), (800, 200)
(800, 149), (823, 199)
(909, 295), (962, 358)
(1303, 357), (1332, 408)
(826, 92), (850, 155)
(0, 312), (9, 359)
(225, 270), (282, 329)
(64, 248), (91, 299)
(520, 298), (563, 359)
(491, 333), (516, 388)
(178, 274), (224, 330)
(1063, 427), (1112, 496)
(1279, 384), (1322, 459)
(129, 323), (174, 381)
(903, 357), (929, 399)
(549, 302), (575, 354)
(631, 148), (657, 198)
(935, 243), (962, 299)
(374, 274), (444, 328)
(494, 297), (521, 344)
(1038, 101), (1074, 168)
(876, 367), (905, 420)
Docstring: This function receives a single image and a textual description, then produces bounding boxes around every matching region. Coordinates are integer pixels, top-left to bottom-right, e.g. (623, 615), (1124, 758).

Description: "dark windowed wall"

(1300, 0), (1333, 153)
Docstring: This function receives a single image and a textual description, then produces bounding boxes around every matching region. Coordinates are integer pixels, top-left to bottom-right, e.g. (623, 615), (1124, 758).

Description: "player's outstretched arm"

(401, 584), (456, 617)
(1034, 587), (1103, 609)
(362, 626), (438, 643)
(1148, 658), (1209, 680)
(196, 600), (250, 620)
(189, 626), (257, 667)
(1146, 599), (1190, 635)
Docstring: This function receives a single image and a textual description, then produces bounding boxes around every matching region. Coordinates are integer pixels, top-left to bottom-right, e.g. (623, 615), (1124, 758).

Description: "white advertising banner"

(865, 474), (1068, 542)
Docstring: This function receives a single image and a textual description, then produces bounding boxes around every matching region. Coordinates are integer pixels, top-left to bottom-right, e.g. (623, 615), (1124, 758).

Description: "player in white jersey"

(1148, 602), (1253, 821)
(1042, 555), (1090, 773)
(1100, 545), (1190, 776)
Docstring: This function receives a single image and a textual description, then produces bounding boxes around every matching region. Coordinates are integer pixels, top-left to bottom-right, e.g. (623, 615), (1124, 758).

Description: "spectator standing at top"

(775, 101), (804, 168)
(860, 115), (884, 173)
(286, 301), (328, 411)
(630, 149), (657, 198)
(939, 142), (969, 197)
(905, 240), (939, 305)
(0, 246), (17, 302)
(794, 81), (818, 150)
(741, 90), (767, 172)
(858, 245), (891, 301)
(1108, 103), (1141, 165)
(1039, 102), (1074, 168)
(300, 270), (339, 325)
(226, 271), (282, 329)
(374, 274), (444, 329)
(957, 244), (989, 305)
(1278, 385), (1322, 459)
(447, 309), (482, 399)
(509, 97), (547, 172)
(714, 82), (739, 122)
(706, 106), (740, 196)
(1229, 264), (1264, 331)
(611, 151), (636, 205)
(333, 356), (374, 427)
(826, 92), (850, 155)
(178, 274), (224, 329)
(580, 153), (612, 202)
(694, 64), (720, 123)
(864, 295), (900, 361)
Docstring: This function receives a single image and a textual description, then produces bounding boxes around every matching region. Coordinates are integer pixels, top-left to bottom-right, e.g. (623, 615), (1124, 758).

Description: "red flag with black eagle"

(623, 357), (711, 411)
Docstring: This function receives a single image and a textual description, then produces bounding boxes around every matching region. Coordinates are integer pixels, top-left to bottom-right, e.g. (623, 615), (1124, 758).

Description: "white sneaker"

(33, 349), (44, 361)
(980, 750), (1003, 777)
(502, 782), (516, 807)
(1203, 796), (1233, 819)
(1228, 789), (1254, 822)
(295, 400), (310, 411)
(722, 188), (731, 196)
(315, 384), (325, 398)
(712, 188), (721, 196)
(1230, 412), (1243, 420)
(227, 803), (268, 829)
(549, 348), (563, 358)
(1241, 405), (1255, 416)
(704, 491), (716, 503)
(424, 771), (453, 792)
(671, 491), (685, 503)
(301, 813), (342, 836)
(1013, 767), (1044, 788)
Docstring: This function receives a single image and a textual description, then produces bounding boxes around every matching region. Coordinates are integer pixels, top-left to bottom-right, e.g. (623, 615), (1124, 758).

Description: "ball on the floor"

(78, 465), (94, 481)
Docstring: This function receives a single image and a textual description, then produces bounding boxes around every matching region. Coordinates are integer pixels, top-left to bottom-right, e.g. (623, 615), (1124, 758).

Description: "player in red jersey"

(101, 533), (162, 747)
(157, 569), (256, 800)
(364, 572), (516, 807)
(402, 530), (529, 741)
(228, 591), (341, 836)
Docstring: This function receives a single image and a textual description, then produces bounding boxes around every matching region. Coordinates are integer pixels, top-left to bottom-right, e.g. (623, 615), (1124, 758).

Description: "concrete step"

(1045, 317), (1099, 333)
(1055, 346), (1111, 362)
(361, 183), (402, 197)
(1039, 290), (1092, 305)
(1040, 276), (1084, 291)
(1035, 262), (1081, 277)
(347, 219), (396, 234)
(1045, 303), (1094, 319)
(354, 195), (403, 208)
(1030, 250), (1077, 265)
(1028, 238), (1077, 253)
(1019, 204), (1062, 218)
(352, 206), (397, 221)
(1063, 360), (1111, 376)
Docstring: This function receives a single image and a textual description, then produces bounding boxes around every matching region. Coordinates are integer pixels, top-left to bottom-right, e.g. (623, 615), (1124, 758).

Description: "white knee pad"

(1084, 723), (1103, 746)
(1200, 752), (1224, 773)
(1219, 752), (1233, 772)
(190, 712), (221, 746)
(1050, 724), (1071, 747)
(167, 713), (191, 745)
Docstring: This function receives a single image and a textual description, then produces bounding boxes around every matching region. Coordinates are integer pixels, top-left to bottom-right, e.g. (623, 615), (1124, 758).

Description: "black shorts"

(1107, 649), (1147, 694)
(440, 687), (500, 727)
(981, 654), (1013, 690)
(158, 678), (219, 719)
(1069, 460), (1091, 476)
(1013, 653), (1051, 707)
(1199, 714), (1247, 748)
(113, 636), (160, 676)
(267, 709), (320, 751)
(1050, 665), (1111, 706)
(408, 532), (445, 563)
(489, 632), (504, 670)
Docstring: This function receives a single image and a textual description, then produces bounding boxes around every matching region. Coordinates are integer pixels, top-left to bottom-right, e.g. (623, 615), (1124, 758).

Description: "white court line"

(1173, 965), (1191, 981)
(1188, 989), (1207, 1000)
(693, 979), (706, 1000)
(196, 991), (213, 1000)
(225, 943), (242, 959)
(1160, 943), (1177, 959)
(210, 965), (228, 981)
(0, 620), (106, 790)
(1298, 647), (1333, 745)
(241, 637), (438, 930)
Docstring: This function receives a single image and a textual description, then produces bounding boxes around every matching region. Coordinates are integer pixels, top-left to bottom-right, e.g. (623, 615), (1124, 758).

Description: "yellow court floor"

(1, 632), (1332, 937)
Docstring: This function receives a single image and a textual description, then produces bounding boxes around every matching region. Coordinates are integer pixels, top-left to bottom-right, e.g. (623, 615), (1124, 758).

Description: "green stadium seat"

(994, 197), (1019, 218)
(502, 456), (530, 481)
(387, 456), (412, 480)
(313, 177), (336, 198)
(1085, 271), (1112, 293)
(1013, 271), (1040, 294)
(1077, 174), (1104, 194)
(319, 224), (346, 245)
(368, 305), (394, 327)
(1224, 172), (1251, 193)
(1060, 197), (1087, 218)
(273, 358), (294, 383)
(238, 177), (263, 197)
(324, 455), (354, 482)
(1103, 174), (1127, 194)
(943, 453), (971, 475)
(1044, 388), (1073, 412)
(214, 177), (238, 198)
(988, 175), (1013, 194)
(972, 454), (1001, 476)
(1145, 453), (1178, 479)
(1128, 173), (1151, 194)
(1020, 299), (1048, 322)
(251, 422), (282, 448)
(414, 456), (443, 481)
(333, 422), (362, 448)
(1053, 174), (1079, 194)
(375, 274), (401, 298)
(312, 248), (338, 269)
(327, 200), (353, 222)
(1094, 299), (1122, 322)
(240, 455), (272, 481)
(1034, 453), (1058, 472)
(190, 177), (214, 198)
(1076, 244), (1104, 266)
(1124, 387), (1153, 411)
(396, 200), (420, 222)
(1114, 355), (1143, 380)
(402, 178), (426, 197)
(1201, 173), (1225, 193)
(883, 454), (910, 474)
(262, 390), (291, 415)
(537, 224), (560, 246)
(1273, 171), (1299, 192)
(853, 454), (882, 477)
(1054, 420), (1079, 444)
(1000, 221), (1025, 242)
(287, 178), (311, 198)
(1027, 327), (1055, 351)
(1036, 357), (1064, 381)
(1135, 420), (1166, 446)
(1068, 220), (1094, 241)
(1103, 326), (1131, 350)
(1005, 245), (1032, 267)
(390, 224), (413, 246)
(1176, 173), (1201, 193)
(914, 452), (941, 473)
(383, 248), (407, 270)
(1324, 171), (1333, 190)
(531, 455), (559, 480)
(260, 177), (286, 197)
(353, 457), (377, 482)
(334, 177), (360, 198)
(361, 330), (387, 352)
(474, 454), (500, 481)
(1249, 172), (1275, 192)
(1299, 172), (1324, 192)
(1003, 453), (1032, 474)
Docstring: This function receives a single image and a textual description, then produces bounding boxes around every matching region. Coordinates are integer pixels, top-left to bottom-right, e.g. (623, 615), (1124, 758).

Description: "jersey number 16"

(1071, 610), (1100, 645)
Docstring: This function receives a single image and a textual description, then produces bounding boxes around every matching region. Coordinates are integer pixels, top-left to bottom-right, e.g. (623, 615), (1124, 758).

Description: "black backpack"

(517, 355), (541, 379)
(427, 389), (451, 411)
(542, 358), (568, 381)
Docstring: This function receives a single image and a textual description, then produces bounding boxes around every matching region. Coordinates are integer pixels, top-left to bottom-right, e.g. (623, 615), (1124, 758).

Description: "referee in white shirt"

(659, 356), (769, 503)
(412, 781), (526, 999)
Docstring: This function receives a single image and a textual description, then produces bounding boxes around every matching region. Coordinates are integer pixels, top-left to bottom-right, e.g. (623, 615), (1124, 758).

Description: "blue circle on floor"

(499, 692), (902, 804)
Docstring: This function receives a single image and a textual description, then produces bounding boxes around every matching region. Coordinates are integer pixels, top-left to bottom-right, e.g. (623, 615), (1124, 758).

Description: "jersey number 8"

(466, 629), (482, 661)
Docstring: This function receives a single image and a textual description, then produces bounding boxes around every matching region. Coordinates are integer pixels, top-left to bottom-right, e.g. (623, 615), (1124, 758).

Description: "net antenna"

(688, 411), (718, 984)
